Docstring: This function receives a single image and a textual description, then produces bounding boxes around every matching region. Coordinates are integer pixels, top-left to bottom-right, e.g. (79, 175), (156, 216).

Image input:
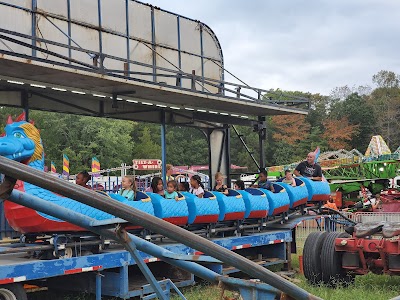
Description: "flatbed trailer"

(0, 163), (325, 300)
(0, 230), (292, 299)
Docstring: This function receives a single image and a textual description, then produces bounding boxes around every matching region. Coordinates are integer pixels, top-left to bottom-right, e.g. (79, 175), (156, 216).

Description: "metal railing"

(352, 212), (400, 223)
(296, 211), (400, 249)
(295, 212), (354, 247)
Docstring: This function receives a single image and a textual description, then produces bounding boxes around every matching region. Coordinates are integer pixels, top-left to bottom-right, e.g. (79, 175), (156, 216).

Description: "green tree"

(165, 126), (208, 166)
(133, 126), (161, 160)
(298, 126), (328, 154)
(330, 93), (376, 151)
(369, 70), (400, 148)
(272, 141), (296, 165)
(0, 109), (136, 174)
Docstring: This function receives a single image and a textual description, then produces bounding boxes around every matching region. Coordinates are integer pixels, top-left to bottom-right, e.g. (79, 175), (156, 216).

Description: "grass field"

(290, 254), (400, 300)
(32, 254), (400, 300)
(167, 254), (400, 300)
(169, 273), (400, 300)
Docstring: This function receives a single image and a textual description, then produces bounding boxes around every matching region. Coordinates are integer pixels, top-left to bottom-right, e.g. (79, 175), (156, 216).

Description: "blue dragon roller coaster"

(0, 113), (330, 299)
(0, 0), (331, 297)
(2, 114), (330, 236)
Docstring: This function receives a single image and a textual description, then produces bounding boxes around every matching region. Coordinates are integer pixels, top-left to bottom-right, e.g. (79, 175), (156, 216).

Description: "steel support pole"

(115, 231), (168, 300)
(258, 116), (266, 170)
(22, 91), (29, 121)
(95, 272), (102, 300)
(199, 24), (204, 92)
(0, 158), (321, 300)
(207, 128), (213, 187)
(217, 130), (225, 172)
(176, 16), (182, 87)
(31, 0), (37, 57)
(67, 0), (71, 63)
(161, 110), (167, 185)
(224, 125), (231, 186)
(151, 6), (157, 82)
(97, 0), (103, 60)
(125, 0), (130, 75)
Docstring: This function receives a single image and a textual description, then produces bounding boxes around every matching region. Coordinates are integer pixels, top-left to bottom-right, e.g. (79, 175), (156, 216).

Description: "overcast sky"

(144, 0), (400, 95)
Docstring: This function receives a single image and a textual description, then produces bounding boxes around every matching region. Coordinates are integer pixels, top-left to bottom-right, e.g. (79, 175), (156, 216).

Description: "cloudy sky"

(144, 0), (399, 95)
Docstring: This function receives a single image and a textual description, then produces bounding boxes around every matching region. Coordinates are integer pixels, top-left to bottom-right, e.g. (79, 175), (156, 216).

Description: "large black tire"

(0, 283), (27, 300)
(321, 232), (355, 287)
(303, 231), (328, 285)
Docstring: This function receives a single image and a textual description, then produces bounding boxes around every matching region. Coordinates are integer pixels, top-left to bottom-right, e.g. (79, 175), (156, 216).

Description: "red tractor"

(303, 221), (400, 286)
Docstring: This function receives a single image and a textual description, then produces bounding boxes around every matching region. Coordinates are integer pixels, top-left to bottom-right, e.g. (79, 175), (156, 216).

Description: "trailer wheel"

(303, 231), (328, 284)
(0, 283), (27, 300)
(321, 232), (354, 287)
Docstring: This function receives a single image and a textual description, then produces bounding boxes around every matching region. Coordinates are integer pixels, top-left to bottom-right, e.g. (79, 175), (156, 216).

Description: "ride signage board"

(132, 159), (162, 170)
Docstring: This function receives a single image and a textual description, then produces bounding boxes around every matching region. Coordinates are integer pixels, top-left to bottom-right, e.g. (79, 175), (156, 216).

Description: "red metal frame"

(223, 212), (246, 221)
(271, 205), (290, 216)
(193, 215), (219, 224)
(311, 194), (330, 202)
(248, 209), (268, 219)
(292, 197), (308, 209)
(335, 236), (400, 275)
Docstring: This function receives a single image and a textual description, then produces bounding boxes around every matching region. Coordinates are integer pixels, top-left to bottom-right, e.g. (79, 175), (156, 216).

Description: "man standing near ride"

(294, 152), (322, 181)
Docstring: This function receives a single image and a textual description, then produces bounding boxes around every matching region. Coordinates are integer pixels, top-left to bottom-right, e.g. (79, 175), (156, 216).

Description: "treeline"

(0, 70), (399, 174)
(263, 70), (400, 167)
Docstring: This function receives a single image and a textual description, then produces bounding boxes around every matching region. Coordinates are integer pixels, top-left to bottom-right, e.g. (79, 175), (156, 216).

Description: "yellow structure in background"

(365, 135), (391, 157)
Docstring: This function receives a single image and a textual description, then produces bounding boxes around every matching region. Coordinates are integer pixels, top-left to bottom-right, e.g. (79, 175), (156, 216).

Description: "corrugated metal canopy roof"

(0, 56), (307, 127)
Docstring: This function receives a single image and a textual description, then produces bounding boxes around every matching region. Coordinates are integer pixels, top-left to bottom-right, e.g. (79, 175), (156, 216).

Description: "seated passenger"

(189, 175), (204, 198)
(164, 180), (179, 201)
(165, 164), (175, 182)
(213, 171), (229, 195)
(281, 169), (296, 187)
(252, 170), (274, 192)
(178, 181), (190, 192)
(294, 152), (322, 181)
(118, 175), (136, 201)
(363, 194), (381, 211)
(76, 170), (91, 189)
(145, 176), (164, 196)
(234, 179), (245, 190)
(323, 197), (338, 210)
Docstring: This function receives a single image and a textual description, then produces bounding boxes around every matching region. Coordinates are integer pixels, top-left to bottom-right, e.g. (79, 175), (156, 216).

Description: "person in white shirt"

(281, 170), (296, 187)
(364, 194), (381, 210)
(165, 164), (175, 182)
(189, 175), (204, 198)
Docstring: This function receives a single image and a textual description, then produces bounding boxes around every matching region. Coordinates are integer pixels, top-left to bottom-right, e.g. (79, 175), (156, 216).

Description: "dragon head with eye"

(0, 112), (43, 169)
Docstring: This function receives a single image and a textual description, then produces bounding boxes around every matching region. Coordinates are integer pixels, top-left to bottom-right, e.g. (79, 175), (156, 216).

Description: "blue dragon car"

(109, 191), (155, 215)
(213, 190), (246, 222)
(181, 191), (220, 224)
(238, 189), (269, 219)
(274, 178), (308, 209)
(260, 184), (290, 216)
(147, 192), (189, 225)
(300, 177), (330, 202)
